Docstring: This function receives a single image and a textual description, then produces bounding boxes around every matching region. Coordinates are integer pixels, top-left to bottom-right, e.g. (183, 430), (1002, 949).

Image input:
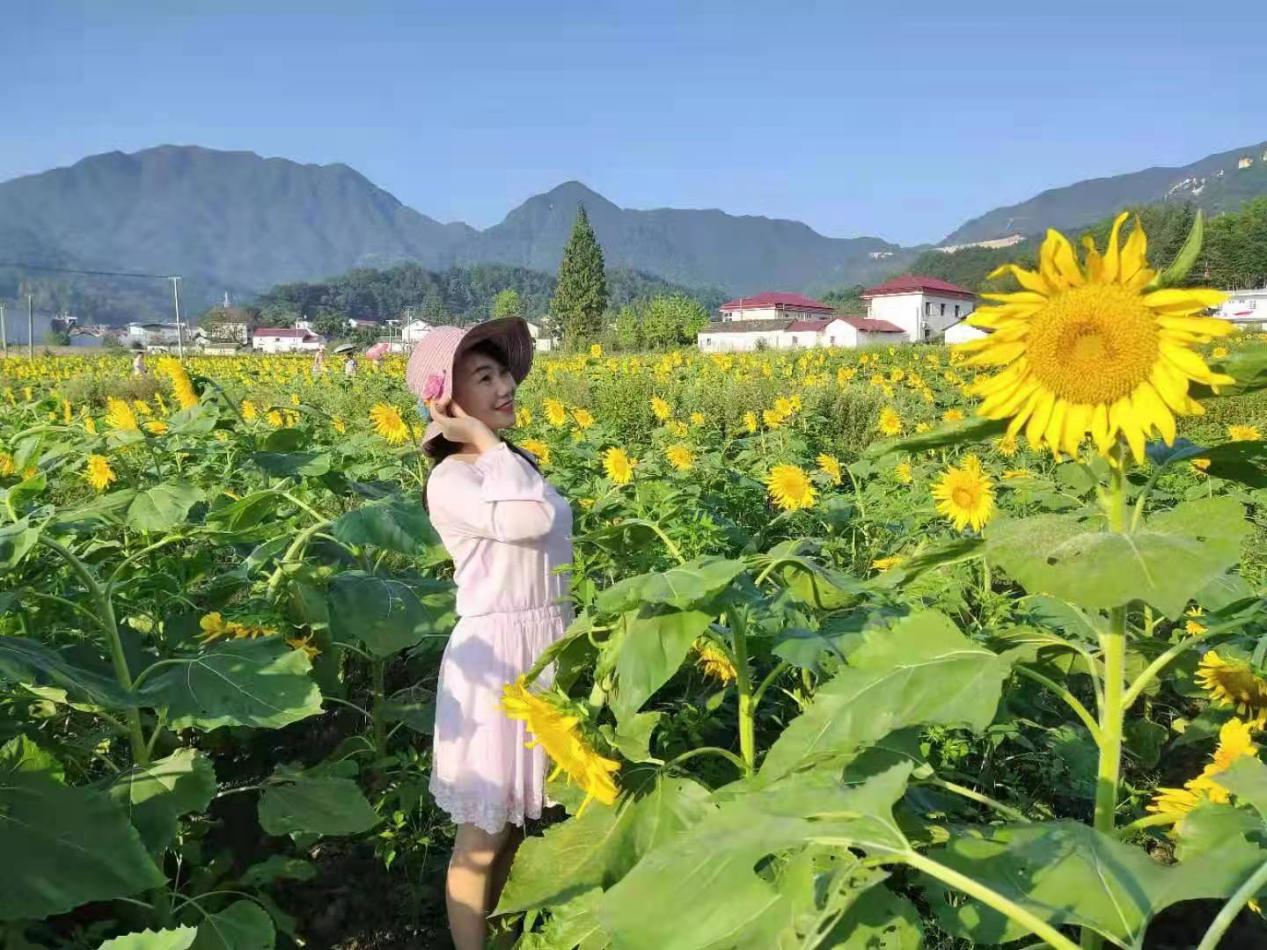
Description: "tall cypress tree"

(550, 206), (608, 345)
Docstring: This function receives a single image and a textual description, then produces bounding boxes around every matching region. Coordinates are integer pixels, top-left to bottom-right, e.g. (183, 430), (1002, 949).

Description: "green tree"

(491, 288), (523, 318)
(420, 290), (449, 323)
(614, 304), (642, 351)
(550, 207), (609, 345)
(640, 294), (711, 349)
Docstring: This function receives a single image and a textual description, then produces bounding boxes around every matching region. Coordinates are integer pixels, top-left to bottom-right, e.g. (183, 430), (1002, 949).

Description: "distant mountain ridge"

(943, 139), (1267, 245)
(0, 146), (916, 308)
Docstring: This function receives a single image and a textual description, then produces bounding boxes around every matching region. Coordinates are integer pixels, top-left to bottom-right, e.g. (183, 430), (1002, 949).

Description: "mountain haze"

(944, 139), (1267, 245)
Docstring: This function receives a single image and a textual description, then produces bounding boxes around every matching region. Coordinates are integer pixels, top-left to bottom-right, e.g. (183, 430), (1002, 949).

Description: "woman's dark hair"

(421, 337), (538, 511)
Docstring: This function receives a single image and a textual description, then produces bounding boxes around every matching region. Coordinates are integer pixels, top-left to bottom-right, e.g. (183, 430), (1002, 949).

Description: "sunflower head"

(693, 640), (737, 684)
(958, 213), (1232, 463)
(603, 447), (636, 485)
(369, 404), (410, 444)
(932, 455), (995, 532)
(521, 438), (551, 466)
(878, 406), (903, 437)
(665, 443), (694, 472)
(83, 454), (116, 492)
(816, 453), (843, 485)
(766, 464), (816, 512)
(1197, 651), (1267, 726)
(1228, 424), (1261, 442)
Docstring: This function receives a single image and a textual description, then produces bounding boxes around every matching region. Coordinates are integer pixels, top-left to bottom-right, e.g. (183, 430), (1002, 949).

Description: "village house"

(697, 314), (904, 352)
(125, 322), (185, 351)
(251, 327), (325, 354)
(400, 318), (435, 344)
(1218, 288), (1267, 330)
(525, 319), (556, 352)
(860, 275), (976, 342)
(718, 291), (836, 323)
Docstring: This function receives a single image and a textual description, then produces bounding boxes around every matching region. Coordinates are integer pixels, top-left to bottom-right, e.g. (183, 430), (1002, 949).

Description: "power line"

(0, 261), (177, 280)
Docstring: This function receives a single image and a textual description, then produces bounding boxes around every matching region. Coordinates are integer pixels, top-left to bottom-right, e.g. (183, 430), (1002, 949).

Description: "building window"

(954, 304), (960, 318)
(924, 302), (931, 316)
(940, 303), (946, 316)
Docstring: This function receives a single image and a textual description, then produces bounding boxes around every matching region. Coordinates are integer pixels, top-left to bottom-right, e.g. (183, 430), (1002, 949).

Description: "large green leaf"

(864, 416), (1007, 458)
(1149, 208), (1204, 289)
(0, 773), (165, 920)
(0, 734), (64, 780)
(126, 483), (203, 532)
(497, 776), (711, 914)
(0, 636), (139, 709)
(250, 450), (331, 478)
(108, 748), (217, 852)
(328, 571), (453, 658)
(204, 490), (283, 534)
(257, 774), (381, 837)
(759, 611), (1012, 783)
(98, 928), (198, 950)
(924, 820), (1263, 948)
(1213, 755), (1267, 819)
(156, 638), (322, 731)
(189, 900), (274, 950)
(866, 537), (983, 590)
(827, 883), (924, 949)
(0, 517), (38, 568)
(596, 557), (747, 614)
(516, 889), (608, 950)
(595, 765), (913, 950)
(330, 495), (439, 554)
(611, 608), (711, 724)
(986, 497), (1249, 617)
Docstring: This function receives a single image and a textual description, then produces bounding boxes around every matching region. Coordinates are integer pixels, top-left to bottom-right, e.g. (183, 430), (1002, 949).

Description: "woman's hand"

(430, 400), (500, 452)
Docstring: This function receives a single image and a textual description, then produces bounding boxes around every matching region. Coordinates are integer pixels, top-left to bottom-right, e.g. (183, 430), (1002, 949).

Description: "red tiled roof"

(719, 292), (834, 313)
(835, 315), (904, 333)
(254, 328), (317, 339)
(786, 319), (833, 332)
(861, 275), (975, 299)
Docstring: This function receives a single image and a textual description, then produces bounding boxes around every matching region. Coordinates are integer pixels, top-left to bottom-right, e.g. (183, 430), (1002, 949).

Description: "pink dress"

(425, 443), (574, 833)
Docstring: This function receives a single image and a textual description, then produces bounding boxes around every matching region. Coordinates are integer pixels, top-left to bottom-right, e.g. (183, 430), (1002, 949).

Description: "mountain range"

(1, 139), (1265, 321)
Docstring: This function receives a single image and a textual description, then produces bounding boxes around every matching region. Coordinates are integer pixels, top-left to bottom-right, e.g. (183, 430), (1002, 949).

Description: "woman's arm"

(428, 444), (558, 543)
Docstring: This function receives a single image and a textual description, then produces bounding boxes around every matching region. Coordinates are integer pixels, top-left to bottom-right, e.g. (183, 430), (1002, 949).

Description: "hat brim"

(421, 317), (535, 453)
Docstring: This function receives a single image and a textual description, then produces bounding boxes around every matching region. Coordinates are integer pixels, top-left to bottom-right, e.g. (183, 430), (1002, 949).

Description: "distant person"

(131, 351), (147, 376)
(343, 355), (357, 377)
(311, 349), (326, 376)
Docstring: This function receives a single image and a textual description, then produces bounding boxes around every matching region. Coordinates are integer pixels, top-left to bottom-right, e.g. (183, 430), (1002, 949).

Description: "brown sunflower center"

(1026, 284), (1160, 405)
(952, 486), (977, 509)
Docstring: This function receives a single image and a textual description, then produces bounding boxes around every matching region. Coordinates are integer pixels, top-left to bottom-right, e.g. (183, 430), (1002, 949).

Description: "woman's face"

(451, 348), (517, 431)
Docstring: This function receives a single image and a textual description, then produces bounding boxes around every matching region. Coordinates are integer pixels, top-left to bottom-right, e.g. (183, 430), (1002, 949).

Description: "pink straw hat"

(405, 317), (534, 451)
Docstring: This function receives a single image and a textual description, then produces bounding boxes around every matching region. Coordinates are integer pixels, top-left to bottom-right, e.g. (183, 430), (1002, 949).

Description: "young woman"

(406, 318), (573, 950)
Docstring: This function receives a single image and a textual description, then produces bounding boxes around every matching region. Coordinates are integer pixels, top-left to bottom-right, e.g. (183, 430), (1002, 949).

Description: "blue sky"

(4, 0), (1266, 245)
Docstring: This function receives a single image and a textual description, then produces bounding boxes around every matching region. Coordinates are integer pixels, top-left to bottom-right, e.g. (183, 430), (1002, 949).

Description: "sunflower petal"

(1144, 288), (1228, 313)
(1120, 217), (1149, 285)
(1101, 212), (1130, 284)
(1026, 389), (1056, 449)
(1043, 229), (1085, 288)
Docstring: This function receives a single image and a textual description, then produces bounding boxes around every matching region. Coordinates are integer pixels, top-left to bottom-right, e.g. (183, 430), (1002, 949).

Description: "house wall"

(252, 336), (323, 353)
(866, 293), (974, 342)
(699, 329), (786, 352)
(721, 305), (830, 323)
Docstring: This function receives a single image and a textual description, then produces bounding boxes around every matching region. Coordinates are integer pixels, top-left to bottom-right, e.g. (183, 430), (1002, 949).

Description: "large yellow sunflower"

(602, 447), (636, 485)
(501, 677), (620, 814)
(1197, 651), (1267, 727)
(369, 404), (410, 444)
(766, 464), (816, 511)
(957, 214), (1232, 462)
(932, 454), (995, 532)
(83, 454), (116, 492)
(693, 639), (737, 684)
(1148, 717), (1257, 820)
(104, 397), (139, 432)
(665, 443), (695, 472)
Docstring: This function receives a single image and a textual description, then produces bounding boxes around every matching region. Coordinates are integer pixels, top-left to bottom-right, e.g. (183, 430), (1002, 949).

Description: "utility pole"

(1, 304), (6, 356)
(170, 276), (184, 359)
(27, 294), (33, 360)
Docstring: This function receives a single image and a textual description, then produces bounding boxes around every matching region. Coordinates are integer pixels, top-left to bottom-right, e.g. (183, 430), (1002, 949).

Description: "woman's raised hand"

(430, 400), (499, 452)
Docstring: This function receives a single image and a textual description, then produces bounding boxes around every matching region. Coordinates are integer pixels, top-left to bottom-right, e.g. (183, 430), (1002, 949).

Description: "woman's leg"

(488, 824), (525, 911)
(447, 822), (511, 950)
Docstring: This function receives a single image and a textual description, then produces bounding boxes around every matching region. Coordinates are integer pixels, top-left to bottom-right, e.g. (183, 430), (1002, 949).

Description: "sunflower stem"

(1084, 446), (1129, 950)
(728, 606), (756, 775)
(1195, 857), (1267, 950)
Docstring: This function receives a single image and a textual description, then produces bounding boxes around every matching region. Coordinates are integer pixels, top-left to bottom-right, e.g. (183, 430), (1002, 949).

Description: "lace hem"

(430, 780), (544, 834)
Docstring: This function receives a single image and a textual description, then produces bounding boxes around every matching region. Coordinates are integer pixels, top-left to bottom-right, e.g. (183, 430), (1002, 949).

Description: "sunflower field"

(6, 215), (1267, 948)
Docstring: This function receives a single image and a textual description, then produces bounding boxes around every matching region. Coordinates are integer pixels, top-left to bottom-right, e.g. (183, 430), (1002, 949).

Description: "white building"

(697, 315), (903, 352)
(525, 319), (556, 352)
(347, 317), (381, 332)
(718, 292), (836, 323)
(943, 319), (989, 345)
(860, 275), (976, 343)
(401, 319), (435, 344)
(125, 322), (185, 351)
(252, 328), (326, 354)
(1218, 289), (1267, 330)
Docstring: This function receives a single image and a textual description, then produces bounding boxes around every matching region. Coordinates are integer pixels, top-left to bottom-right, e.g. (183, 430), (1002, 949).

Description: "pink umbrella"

(365, 341), (390, 361)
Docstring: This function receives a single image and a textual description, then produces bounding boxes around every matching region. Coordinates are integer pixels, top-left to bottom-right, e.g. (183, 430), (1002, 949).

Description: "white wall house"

(525, 319), (556, 352)
(126, 322), (185, 350)
(861, 275), (976, 342)
(252, 328), (326, 353)
(1218, 289), (1267, 330)
(718, 292), (836, 323)
(401, 319), (435, 344)
(697, 315), (903, 352)
(943, 319), (989, 345)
